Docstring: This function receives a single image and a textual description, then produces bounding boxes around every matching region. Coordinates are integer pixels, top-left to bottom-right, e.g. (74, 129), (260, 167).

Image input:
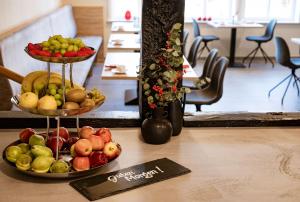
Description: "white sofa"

(0, 5), (102, 107)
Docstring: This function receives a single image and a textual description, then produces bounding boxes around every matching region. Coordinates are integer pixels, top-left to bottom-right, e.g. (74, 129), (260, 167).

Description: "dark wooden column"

(139, 0), (185, 120)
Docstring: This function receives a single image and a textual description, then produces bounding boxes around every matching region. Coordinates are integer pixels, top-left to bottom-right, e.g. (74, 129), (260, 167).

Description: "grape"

(61, 43), (68, 49)
(49, 88), (56, 96)
(58, 89), (63, 95)
(48, 84), (57, 90)
(73, 45), (79, 52)
(56, 100), (62, 107)
(54, 94), (61, 100)
(42, 41), (50, 47)
(42, 47), (49, 51)
(67, 45), (74, 51)
(60, 49), (66, 55)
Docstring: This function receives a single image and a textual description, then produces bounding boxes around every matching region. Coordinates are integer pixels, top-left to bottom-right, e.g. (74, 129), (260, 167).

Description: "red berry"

(38, 50), (51, 57)
(64, 51), (78, 57)
(53, 52), (62, 57)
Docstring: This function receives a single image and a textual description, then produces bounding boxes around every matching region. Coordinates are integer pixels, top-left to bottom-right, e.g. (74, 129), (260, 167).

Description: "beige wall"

(0, 0), (61, 34)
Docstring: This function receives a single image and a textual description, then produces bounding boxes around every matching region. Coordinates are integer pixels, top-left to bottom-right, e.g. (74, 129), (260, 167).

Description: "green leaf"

(173, 23), (182, 30)
(175, 38), (181, 46)
(172, 51), (179, 57)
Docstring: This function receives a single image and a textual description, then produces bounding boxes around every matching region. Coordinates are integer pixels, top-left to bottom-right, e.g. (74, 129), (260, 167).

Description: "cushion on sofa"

(49, 5), (77, 38)
(50, 36), (102, 86)
(1, 16), (53, 96)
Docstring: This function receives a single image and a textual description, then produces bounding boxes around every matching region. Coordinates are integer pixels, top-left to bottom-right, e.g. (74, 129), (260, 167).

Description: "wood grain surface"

(1, 127), (300, 201)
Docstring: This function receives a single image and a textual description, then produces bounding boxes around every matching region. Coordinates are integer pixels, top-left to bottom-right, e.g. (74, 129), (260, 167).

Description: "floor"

(86, 58), (300, 113)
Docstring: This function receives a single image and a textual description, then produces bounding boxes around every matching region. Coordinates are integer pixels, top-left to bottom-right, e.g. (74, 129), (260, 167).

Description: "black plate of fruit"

(2, 127), (121, 179)
(25, 35), (96, 63)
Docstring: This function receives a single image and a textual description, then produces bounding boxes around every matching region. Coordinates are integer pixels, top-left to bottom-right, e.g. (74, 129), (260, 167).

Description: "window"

(107, 0), (141, 21)
(244, 0), (297, 22)
(185, 0), (234, 21)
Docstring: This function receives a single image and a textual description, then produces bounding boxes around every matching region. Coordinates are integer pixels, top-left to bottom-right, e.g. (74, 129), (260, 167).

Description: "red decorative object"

(125, 10), (132, 21)
(203, 17), (207, 21)
(208, 17), (212, 21)
(197, 17), (202, 21)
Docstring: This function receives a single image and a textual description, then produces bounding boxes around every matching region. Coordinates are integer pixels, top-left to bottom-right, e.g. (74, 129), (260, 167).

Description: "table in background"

(111, 22), (140, 33)
(207, 21), (263, 68)
(2, 127), (300, 201)
(102, 52), (198, 104)
(107, 34), (140, 52)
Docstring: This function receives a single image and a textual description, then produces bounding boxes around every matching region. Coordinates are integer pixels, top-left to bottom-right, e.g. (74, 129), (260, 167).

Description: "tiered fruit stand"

(3, 44), (121, 178)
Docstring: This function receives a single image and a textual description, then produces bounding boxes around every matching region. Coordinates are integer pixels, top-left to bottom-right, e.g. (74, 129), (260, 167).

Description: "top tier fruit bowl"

(25, 46), (95, 64)
(25, 35), (96, 64)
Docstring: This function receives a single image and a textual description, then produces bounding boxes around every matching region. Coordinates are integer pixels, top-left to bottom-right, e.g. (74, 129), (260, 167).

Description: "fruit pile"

(19, 71), (105, 111)
(5, 127), (120, 173)
(27, 35), (95, 58)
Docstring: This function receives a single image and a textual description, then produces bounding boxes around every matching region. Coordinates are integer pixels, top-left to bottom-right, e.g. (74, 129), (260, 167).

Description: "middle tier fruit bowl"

(11, 95), (104, 117)
(25, 46), (96, 64)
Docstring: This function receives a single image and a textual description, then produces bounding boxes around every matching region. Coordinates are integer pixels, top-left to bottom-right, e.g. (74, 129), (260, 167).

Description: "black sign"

(70, 158), (191, 201)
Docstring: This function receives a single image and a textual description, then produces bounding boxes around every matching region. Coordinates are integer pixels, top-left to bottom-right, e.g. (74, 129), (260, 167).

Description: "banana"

(33, 73), (62, 95)
(22, 71), (48, 93)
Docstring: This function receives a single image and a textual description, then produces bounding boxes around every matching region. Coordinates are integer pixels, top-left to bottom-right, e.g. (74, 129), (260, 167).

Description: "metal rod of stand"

(55, 116), (60, 160)
(62, 63), (66, 105)
(76, 115), (80, 137)
(46, 62), (51, 89)
(46, 116), (50, 138)
(70, 63), (74, 88)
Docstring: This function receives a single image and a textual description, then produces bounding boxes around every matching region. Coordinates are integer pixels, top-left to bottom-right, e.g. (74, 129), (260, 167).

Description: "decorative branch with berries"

(139, 23), (190, 109)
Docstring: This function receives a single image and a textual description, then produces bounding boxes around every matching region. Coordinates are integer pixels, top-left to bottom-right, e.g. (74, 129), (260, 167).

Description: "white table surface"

(207, 21), (263, 28)
(108, 34), (141, 51)
(111, 22), (140, 33)
(102, 52), (198, 81)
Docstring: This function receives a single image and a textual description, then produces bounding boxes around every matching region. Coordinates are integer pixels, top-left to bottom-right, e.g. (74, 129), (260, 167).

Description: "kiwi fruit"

(62, 102), (80, 110)
(66, 89), (86, 103)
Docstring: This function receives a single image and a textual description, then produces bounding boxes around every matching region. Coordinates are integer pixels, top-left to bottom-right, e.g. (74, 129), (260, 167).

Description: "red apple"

(79, 126), (96, 139)
(72, 156), (90, 171)
(19, 128), (36, 143)
(51, 127), (69, 141)
(46, 136), (65, 153)
(88, 135), (105, 150)
(66, 136), (79, 149)
(74, 139), (92, 156)
(95, 128), (112, 143)
(103, 142), (120, 160)
(89, 151), (108, 168)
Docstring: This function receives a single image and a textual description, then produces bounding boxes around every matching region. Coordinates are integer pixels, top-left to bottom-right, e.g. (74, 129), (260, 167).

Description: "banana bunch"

(21, 71), (83, 96)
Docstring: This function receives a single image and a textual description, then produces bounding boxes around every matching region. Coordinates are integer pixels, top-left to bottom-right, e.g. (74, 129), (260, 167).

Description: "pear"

(31, 156), (55, 173)
(37, 95), (57, 111)
(19, 92), (38, 109)
(31, 145), (53, 157)
(29, 134), (45, 146)
(50, 159), (69, 173)
(5, 146), (22, 163)
(16, 154), (32, 171)
(17, 143), (30, 154)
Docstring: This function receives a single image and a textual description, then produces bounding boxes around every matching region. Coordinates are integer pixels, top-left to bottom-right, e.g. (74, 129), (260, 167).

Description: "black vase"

(168, 99), (183, 136)
(141, 107), (173, 144)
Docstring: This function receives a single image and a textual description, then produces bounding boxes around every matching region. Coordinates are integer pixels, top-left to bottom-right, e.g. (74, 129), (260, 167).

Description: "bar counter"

(1, 127), (300, 202)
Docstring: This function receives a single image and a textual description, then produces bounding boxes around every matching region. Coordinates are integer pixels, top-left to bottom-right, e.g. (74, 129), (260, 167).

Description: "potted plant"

(139, 23), (190, 143)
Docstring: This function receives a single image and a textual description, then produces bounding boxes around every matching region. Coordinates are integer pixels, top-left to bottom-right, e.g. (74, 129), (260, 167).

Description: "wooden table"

(102, 53), (198, 81)
(207, 21), (263, 68)
(102, 52), (198, 105)
(107, 34), (140, 52)
(1, 127), (300, 202)
(111, 22), (140, 33)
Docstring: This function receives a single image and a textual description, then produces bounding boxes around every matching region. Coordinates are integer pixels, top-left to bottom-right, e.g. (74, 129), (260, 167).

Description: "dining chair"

(187, 36), (203, 68)
(184, 48), (218, 90)
(268, 36), (300, 104)
(183, 30), (189, 57)
(192, 18), (219, 58)
(182, 56), (229, 112)
(243, 19), (277, 67)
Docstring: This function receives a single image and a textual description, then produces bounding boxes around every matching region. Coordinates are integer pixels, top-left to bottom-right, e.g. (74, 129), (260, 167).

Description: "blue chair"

(243, 19), (277, 67)
(192, 18), (219, 58)
(268, 36), (300, 104)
